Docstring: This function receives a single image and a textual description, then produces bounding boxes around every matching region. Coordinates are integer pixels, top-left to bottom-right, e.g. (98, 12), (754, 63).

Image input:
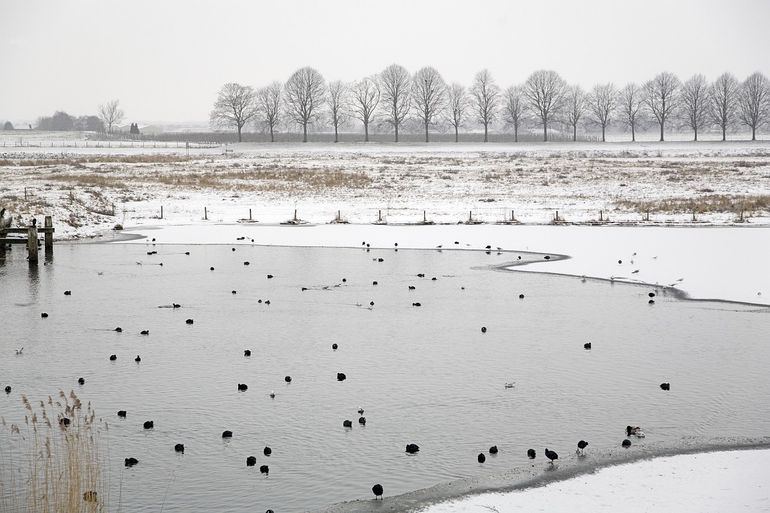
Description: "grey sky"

(1, 0), (768, 123)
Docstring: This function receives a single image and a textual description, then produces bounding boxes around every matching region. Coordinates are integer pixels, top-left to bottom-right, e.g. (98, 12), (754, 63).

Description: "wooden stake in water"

(44, 216), (53, 253)
(27, 225), (38, 264)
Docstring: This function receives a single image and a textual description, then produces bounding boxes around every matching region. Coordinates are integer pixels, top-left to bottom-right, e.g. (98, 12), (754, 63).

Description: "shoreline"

(316, 439), (770, 513)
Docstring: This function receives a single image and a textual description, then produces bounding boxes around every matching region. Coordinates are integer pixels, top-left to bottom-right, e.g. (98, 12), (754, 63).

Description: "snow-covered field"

(1, 139), (769, 241)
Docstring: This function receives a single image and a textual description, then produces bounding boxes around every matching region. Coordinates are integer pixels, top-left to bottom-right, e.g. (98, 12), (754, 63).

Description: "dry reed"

(0, 391), (108, 513)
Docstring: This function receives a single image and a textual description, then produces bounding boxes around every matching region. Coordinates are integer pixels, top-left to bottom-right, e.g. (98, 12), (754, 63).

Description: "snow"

(420, 449), (770, 513)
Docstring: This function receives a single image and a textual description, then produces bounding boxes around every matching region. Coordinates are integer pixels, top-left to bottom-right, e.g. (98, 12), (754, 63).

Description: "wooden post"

(378, 209), (382, 222)
(599, 210), (603, 222)
(249, 208), (252, 220)
(511, 210), (515, 222)
(645, 210), (650, 221)
(160, 206), (164, 219)
(294, 209), (298, 222)
(423, 210), (427, 223)
(555, 210), (560, 222)
(337, 210), (341, 221)
(692, 211), (696, 222)
(204, 207), (208, 220)
(469, 210), (473, 222)
(44, 216), (53, 253)
(27, 225), (38, 264)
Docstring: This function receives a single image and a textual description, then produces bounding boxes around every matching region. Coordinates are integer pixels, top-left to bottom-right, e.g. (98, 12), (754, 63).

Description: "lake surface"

(1, 242), (769, 512)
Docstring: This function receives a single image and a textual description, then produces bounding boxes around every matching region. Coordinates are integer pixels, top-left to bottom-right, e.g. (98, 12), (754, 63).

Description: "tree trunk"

(237, 125), (242, 143)
(514, 124), (518, 143)
(631, 124), (635, 142)
(752, 125), (756, 141)
(601, 125), (606, 143)
(454, 125), (458, 143)
(395, 124), (399, 143)
(334, 124), (338, 143)
(659, 121), (664, 142)
(364, 122), (369, 143)
(484, 123), (488, 143)
(270, 125), (275, 143)
(543, 117), (548, 142)
(694, 127), (698, 142)
(303, 123), (308, 143)
(425, 122), (429, 143)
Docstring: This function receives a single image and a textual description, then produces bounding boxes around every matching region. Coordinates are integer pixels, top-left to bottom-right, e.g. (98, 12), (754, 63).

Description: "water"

(1, 243), (769, 512)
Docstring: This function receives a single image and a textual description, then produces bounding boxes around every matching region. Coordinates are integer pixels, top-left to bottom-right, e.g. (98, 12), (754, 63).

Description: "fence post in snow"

(160, 206), (164, 219)
(204, 207), (208, 220)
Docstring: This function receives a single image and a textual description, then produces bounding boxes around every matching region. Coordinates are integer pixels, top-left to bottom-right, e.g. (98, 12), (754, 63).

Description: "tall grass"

(0, 391), (108, 513)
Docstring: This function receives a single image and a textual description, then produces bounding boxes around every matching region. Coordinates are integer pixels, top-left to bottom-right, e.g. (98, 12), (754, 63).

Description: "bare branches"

(643, 72), (680, 142)
(351, 77), (380, 142)
(502, 85), (526, 142)
(210, 83), (257, 142)
(588, 83), (616, 142)
(710, 73), (739, 141)
(738, 72), (770, 141)
(470, 70), (500, 142)
(257, 82), (282, 143)
(565, 85), (588, 142)
(411, 66), (446, 143)
(446, 83), (468, 143)
(379, 64), (411, 142)
(98, 99), (124, 135)
(618, 83), (644, 142)
(524, 70), (567, 142)
(681, 74), (709, 141)
(284, 67), (326, 143)
(326, 81), (349, 143)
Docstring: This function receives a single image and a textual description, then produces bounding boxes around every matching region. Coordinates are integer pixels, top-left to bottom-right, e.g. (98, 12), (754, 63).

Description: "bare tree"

(98, 99), (124, 134)
(502, 85), (526, 142)
(643, 72), (680, 142)
(326, 81), (349, 143)
(738, 72), (770, 141)
(588, 83), (617, 142)
(210, 84), (257, 142)
(618, 83), (644, 142)
(680, 74), (710, 141)
(256, 82), (282, 143)
(470, 69), (500, 143)
(565, 85), (588, 142)
(446, 83), (468, 143)
(284, 67), (326, 143)
(411, 66), (446, 143)
(379, 64), (411, 142)
(524, 70), (567, 142)
(351, 77), (380, 142)
(710, 73), (739, 142)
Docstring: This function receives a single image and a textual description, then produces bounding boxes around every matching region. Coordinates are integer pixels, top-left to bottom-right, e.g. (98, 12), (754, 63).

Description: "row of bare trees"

(210, 67), (770, 143)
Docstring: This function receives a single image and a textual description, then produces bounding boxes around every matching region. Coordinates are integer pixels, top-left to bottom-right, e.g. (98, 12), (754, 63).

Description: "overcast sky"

(1, 0), (769, 124)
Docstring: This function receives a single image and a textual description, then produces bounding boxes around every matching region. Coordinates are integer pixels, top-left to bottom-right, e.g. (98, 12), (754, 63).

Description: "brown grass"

(0, 391), (107, 512)
(616, 194), (770, 214)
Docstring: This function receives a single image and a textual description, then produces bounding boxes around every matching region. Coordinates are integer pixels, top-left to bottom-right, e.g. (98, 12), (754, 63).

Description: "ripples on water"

(1, 243), (769, 512)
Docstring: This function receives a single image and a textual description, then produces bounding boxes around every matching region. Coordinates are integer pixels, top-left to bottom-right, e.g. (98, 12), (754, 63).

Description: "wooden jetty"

(0, 215), (55, 264)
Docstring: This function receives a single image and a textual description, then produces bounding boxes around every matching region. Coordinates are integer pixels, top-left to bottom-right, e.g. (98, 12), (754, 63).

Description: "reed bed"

(0, 391), (108, 513)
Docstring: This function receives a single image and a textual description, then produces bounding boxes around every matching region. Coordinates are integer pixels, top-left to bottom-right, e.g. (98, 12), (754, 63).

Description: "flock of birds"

(3, 234), (672, 510)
